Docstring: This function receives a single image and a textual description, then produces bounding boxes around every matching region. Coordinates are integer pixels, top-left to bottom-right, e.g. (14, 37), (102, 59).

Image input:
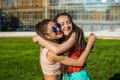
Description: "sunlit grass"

(86, 39), (120, 80)
(0, 37), (43, 80)
(0, 38), (120, 80)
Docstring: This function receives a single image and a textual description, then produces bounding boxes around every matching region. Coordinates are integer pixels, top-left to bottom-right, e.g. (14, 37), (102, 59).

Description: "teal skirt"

(61, 69), (90, 80)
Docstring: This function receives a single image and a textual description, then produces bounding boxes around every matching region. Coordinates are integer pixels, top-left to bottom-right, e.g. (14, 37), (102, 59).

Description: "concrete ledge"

(84, 29), (120, 40)
(0, 32), (36, 37)
(0, 29), (120, 40)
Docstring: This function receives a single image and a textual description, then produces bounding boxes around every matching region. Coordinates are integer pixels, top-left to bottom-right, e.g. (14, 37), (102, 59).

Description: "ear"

(45, 34), (51, 39)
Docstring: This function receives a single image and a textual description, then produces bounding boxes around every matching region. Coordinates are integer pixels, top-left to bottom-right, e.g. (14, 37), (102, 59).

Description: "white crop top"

(40, 48), (61, 75)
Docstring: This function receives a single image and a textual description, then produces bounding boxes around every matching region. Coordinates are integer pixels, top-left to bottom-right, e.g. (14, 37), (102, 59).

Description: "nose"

(56, 27), (60, 30)
(56, 27), (61, 33)
(64, 23), (69, 27)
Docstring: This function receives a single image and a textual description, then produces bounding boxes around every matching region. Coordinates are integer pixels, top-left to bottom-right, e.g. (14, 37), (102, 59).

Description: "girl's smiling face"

(57, 15), (73, 36)
(45, 21), (63, 40)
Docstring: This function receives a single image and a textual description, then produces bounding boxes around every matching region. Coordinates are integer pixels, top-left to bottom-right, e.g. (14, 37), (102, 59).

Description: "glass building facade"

(0, 0), (120, 31)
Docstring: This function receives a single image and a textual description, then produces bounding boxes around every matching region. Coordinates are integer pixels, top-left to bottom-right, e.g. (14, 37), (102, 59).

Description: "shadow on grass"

(109, 73), (120, 80)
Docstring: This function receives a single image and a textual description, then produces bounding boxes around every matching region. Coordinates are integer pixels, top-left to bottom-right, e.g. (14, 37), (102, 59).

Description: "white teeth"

(64, 27), (68, 30)
(64, 27), (70, 31)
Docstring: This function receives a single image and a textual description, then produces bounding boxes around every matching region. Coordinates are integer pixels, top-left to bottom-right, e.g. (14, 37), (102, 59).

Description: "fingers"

(33, 35), (38, 43)
(88, 33), (96, 42)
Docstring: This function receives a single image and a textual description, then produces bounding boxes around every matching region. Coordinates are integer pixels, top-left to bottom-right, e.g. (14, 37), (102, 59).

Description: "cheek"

(69, 24), (73, 29)
(50, 33), (56, 38)
(57, 35), (63, 39)
(61, 26), (64, 31)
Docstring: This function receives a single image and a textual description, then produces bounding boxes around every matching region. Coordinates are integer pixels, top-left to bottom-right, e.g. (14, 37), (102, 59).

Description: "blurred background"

(0, 0), (120, 32)
(0, 1), (120, 80)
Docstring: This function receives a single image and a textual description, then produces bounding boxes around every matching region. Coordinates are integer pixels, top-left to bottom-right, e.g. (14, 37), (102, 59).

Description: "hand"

(33, 35), (41, 43)
(88, 33), (96, 43)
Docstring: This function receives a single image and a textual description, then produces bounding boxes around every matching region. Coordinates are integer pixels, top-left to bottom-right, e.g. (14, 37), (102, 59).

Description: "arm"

(77, 33), (96, 66)
(33, 32), (76, 54)
(50, 33), (96, 66)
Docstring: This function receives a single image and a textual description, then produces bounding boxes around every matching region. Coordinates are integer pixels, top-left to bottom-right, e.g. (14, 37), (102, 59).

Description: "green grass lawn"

(0, 37), (120, 80)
